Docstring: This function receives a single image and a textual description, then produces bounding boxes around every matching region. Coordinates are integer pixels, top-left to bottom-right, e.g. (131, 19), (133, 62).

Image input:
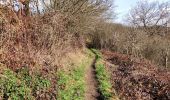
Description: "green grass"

(57, 66), (85, 100)
(57, 50), (94, 100)
(96, 59), (113, 100)
(91, 49), (113, 100)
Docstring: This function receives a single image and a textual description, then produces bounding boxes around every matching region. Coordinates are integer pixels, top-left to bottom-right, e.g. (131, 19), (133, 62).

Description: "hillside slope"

(102, 50), (170, 100)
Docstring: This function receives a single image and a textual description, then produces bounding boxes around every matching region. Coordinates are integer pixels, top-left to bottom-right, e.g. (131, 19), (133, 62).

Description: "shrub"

(17, 67), (51, 98)
(0, 69), (33, 100)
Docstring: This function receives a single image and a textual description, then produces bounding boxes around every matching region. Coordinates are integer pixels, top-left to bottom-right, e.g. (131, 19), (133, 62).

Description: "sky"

(115, 0), (170, 23)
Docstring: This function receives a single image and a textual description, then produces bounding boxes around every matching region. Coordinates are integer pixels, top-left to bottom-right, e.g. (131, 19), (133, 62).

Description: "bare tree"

(127, 0), (170, 35)
(41, 0), (113, 16)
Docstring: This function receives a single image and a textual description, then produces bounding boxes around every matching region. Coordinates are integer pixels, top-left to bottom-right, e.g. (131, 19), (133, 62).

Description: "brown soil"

(85, 58), (100, 100)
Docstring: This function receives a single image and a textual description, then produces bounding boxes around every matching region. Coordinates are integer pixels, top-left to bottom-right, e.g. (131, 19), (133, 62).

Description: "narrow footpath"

(85, 57), (101, 100)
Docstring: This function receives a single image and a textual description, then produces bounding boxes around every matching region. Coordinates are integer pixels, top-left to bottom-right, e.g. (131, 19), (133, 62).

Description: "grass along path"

(57, 49), (119, 100)
(57, 49), (95, 100)
(91, 49), (119, 100)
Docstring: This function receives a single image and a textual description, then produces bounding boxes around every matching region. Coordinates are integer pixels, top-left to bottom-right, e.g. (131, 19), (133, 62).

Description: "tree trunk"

(36, 0), (40, 15)
(24, 1), (30, 16)
(165, 51), (168, 68)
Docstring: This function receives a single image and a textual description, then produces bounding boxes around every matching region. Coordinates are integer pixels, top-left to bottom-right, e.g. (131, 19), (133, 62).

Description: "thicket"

(89, 22), (170, 68)
(0, 0), (114, 69)
(1, 0), (169, 70)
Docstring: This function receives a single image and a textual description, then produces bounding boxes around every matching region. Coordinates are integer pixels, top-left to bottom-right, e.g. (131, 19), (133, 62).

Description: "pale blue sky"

(115, 0), (170, 23)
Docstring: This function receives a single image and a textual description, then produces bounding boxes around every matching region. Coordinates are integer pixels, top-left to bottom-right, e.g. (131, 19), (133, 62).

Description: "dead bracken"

(102, 50), (170, 100)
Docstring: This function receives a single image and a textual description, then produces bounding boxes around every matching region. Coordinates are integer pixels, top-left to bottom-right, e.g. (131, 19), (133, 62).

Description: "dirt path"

(85, 58), (100, 100)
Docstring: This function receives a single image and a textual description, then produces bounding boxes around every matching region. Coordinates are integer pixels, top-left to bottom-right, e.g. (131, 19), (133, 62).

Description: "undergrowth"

(0, 66), (51, 100)
(17, 68), (51, 97)
(0, 69), (33, 100)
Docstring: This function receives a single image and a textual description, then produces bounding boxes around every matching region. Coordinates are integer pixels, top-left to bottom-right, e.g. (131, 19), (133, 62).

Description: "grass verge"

(57, 49), (94, 100)
(91, 49), (116, 100)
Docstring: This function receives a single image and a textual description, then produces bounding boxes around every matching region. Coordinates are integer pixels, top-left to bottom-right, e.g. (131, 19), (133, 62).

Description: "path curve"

(85, 58), (100, 100)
